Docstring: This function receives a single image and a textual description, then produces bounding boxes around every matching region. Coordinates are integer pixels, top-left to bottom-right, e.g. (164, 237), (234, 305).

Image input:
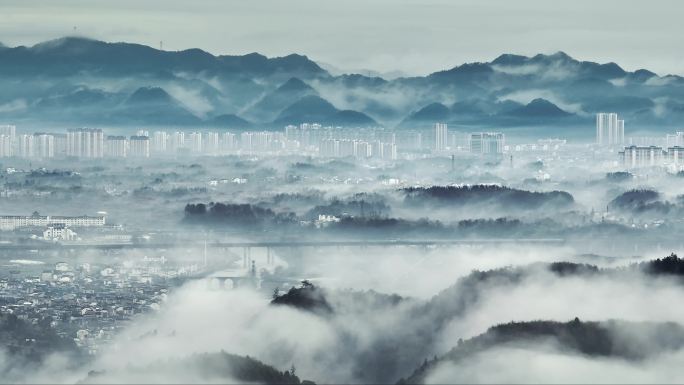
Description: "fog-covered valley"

(3, 2), (684, 381)
(2, 143), (684, 384)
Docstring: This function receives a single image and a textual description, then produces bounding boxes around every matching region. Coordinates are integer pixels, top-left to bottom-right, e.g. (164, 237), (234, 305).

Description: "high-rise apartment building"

(240, 132), (253, 151)
(221, 132), (236, 152)
(667, 146), (684, 165)
(596, 113), (625, 146)
(205, 132), (220, 154)
(0, 135), (13, 157)
(373, 141), (397, 160)
(129, 136), (150, 158)
(105, 136), (128, 158)
(470, 132), (505, 154)
(18, 134), (34, 158)
(187, 132), (203, 153)
(169, 131), (185, 153)
(35, 134), (55, 158)
(0, 125), (16, 142)
(152, 131), (169, 153)
(67, 128), (104, 158)
(435, 123), (448, 151)
(53, 134), (67, 157)
(666, 132), (684, 148)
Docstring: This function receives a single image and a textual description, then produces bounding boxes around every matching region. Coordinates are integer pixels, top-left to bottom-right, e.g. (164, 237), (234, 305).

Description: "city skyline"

(3, 2), (684, 384)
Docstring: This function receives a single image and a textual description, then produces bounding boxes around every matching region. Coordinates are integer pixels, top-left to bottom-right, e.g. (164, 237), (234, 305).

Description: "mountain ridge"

(1, 36), (683, 131)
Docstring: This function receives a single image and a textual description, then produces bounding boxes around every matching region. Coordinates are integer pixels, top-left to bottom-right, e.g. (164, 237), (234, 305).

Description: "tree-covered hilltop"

(638, 253), (684, 276)
(271, 281), (334, 315)
(265, 254), (684, 384)
(402, 185), (574, 210)
(82, 351), (313, 384)
(0, 313), (83, 379)
(0, 313), (80, 361)
(399, 319), (684, 384)
(183, 202), (297, 228)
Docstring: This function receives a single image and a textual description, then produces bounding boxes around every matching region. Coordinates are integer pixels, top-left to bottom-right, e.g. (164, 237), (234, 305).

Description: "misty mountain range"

(1, 37), (683, 132)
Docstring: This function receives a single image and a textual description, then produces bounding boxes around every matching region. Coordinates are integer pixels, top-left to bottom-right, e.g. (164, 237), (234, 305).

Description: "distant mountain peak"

(630, 68), (658, 82)
(530, 51), (576, 64)
(398, 102), (451, 127)
(31, 36), (99, 50)
(126, 86), (173, 104)
(208, 113), (252, 128)
(528, 98), (556, 106)
(412, 102), (451, 119)
(504, 98), (571, 118)
(281, 53), (311, 60)
(634, 69), (656, 77)
(277, 77), (314, 92)
(281, 95), (336, 113)
(549, 51), (572, 60)
(491, 53), (529, 65)
(239, 52), (268, 60)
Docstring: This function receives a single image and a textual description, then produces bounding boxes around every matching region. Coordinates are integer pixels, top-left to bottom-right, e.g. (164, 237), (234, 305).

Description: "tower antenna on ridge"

(160, 41), (163, 51)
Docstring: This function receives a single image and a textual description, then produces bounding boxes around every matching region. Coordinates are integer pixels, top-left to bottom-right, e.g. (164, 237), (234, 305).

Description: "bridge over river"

(0, 238), (565, 251)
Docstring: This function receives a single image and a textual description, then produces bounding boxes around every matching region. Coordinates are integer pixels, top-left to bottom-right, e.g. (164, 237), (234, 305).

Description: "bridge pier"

(242, 247), (252, 268)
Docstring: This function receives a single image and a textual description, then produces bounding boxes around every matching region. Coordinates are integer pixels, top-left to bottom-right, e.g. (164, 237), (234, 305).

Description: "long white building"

(0, 213), (106, 231)
(470, 132), (505, 154)
(619, 145), (663, 168)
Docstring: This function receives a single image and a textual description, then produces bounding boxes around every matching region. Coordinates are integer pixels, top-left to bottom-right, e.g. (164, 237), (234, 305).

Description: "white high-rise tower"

(435, 123), (448, 151)
(596, 113), (624, 146)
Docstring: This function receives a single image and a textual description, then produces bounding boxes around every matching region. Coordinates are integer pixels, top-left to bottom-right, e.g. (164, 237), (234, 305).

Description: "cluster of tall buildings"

(104, 134), (151, 158)
(596, 113), (625, 146)
(67, 128), (105, 158)
(470, 132), (506, 154)
(284, 123), (397, 159)
(319, 139), (397, 159)
(0, 122), (512, 160)
(0, 126), (61, 158)
(598, 113), (684, 168)
(0, 124), (402, 160)
(615, 118), (684, 168)
(0, 127), (151, 159)
(433, 123), (505, 155)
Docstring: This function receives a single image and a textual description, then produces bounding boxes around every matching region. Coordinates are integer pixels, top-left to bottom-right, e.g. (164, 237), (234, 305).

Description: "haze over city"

(1, 1), (684, 384)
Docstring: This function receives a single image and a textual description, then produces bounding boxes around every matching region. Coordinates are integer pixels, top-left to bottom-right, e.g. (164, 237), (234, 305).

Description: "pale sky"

(1, 0), (682, 76)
